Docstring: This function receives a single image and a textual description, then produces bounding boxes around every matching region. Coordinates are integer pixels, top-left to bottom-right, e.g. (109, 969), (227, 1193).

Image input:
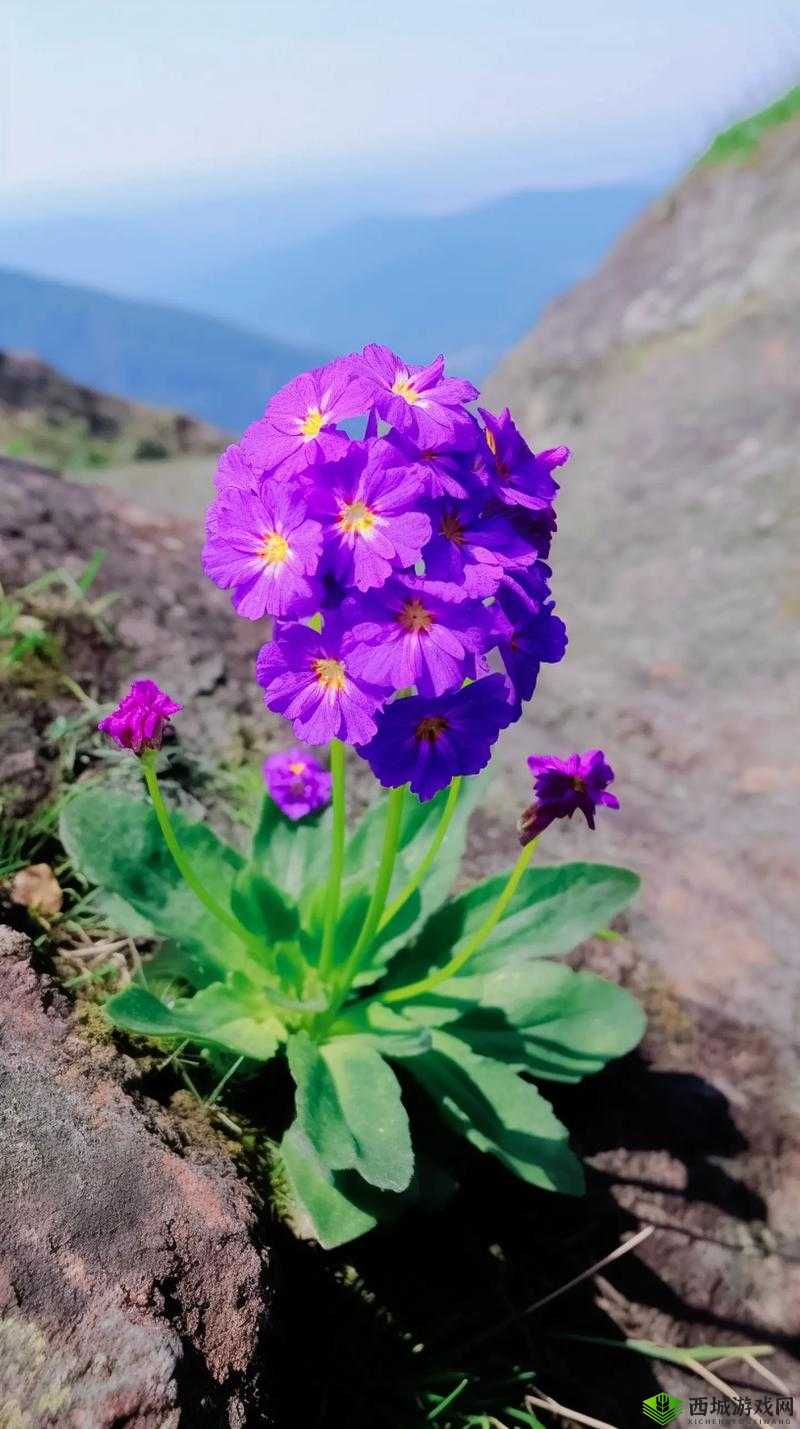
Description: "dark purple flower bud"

(263, 747), (332, 820)
(97, 680), (182, 756)
(519, 750), (619, 845)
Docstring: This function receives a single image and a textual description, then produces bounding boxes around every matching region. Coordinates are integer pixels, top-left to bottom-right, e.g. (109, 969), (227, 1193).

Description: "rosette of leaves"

(60, 779), (643, 1248)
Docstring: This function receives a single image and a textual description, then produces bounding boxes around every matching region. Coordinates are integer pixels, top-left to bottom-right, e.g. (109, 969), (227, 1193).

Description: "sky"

(2, 0), (799, 216)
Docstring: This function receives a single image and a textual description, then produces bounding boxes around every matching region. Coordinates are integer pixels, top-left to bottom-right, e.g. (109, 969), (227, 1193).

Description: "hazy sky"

(2, 1), (799, 211)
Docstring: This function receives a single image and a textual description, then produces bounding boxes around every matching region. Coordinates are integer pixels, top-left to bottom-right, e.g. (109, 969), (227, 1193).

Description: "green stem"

(141, 751), (262, 952)
(379, 776), (461, 932)
(318, 739), (347, 980)
(333, 784), (406, 1004)
(382, 838), (537, 1004)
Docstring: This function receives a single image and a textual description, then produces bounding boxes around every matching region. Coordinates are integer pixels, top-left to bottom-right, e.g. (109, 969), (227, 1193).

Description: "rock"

(9, 864), (63, 916)
(0, 349), (228, 472)
(0, 926), (270, 1428)
(483, 114), (800, 1057)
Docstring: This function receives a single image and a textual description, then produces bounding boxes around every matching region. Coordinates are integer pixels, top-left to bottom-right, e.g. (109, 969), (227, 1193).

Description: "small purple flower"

(351, 344), (478, 446)
(479, 407), (569, 511)
(241, 358), (365, 479)
(97, 680), (182, 756)
(519, 750), (619, 845)
(423, 498), (538, 598)
(256, 619), (390, 746)
(346, 576), (494, 697)
(202, 484), (323, 620)
(312, 441), (431, 593)
(263, 747), (332, 820)
(357, 676), (513, 801)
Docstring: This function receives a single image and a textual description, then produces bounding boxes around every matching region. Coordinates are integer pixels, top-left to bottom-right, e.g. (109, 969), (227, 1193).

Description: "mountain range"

(169, 184), (653, 377)
(0, 183), (650, 430)
(0, 268), (322, 434)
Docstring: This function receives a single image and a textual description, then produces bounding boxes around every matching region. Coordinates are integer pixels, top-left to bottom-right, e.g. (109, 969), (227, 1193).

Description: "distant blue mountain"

(0, 267), (323, 432)
(0, 185), (652, 431)
(190, 185), (653, 377)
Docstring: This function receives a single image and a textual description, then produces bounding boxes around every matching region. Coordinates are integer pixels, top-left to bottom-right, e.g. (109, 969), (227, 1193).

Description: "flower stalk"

(318, 739), (347, 980)
(379, 776), (462, 931)
(140, 750), (262, 954)
(381, 837), (537, 1004)
(331, 783), (406, 1008)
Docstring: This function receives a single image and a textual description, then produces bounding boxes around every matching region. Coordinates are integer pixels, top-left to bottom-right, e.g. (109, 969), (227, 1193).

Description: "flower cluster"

(203, 345), (569, 800)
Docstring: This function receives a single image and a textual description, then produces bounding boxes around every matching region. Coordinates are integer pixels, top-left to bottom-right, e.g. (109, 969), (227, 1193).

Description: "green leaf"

(331, 1001), (433, 1058)
(434, 966), (645, 1074)
(106, 978), (285, 1060)
(408, 1030), (584, 1194)
(60, 788), (252, 975)
(230, 864), (299, 942)
(276, 1122), (379, 1249)
(288, 1032), (414, 1190)
(275, 1123), (455, 1250)
(386, 861), (640, 989)
(251, 795), (332, 901)
(300, 881), (371, 971)
(287, 1031), (357, 1170)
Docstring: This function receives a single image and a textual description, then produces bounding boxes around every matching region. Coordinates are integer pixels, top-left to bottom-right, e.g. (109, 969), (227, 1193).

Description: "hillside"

(485, 112), (800, 1044)
(192, 184), (652, 377)
(0, 267), (324, 432)
(0, 349), (226, 473)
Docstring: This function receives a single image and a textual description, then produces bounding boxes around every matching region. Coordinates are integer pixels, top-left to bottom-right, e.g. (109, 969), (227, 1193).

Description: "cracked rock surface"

(0, 926), (270, 1428)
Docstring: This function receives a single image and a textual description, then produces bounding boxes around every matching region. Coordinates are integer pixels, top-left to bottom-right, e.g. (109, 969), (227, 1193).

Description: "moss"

(698, 84), (800, 166)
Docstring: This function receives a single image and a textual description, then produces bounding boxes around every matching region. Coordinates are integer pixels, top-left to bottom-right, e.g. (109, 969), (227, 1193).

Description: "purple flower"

(519, 750), (619, 845)
(423, 497), (538, 598)
(346, 576), (494, 697)
(357, 676), (513, 801)
(351, 344), (478, 446)
(494, 577), (567, 715)
(97, 680), (182, 756)
(202, 485), (323, 620)
(478, 407), (569, 511)
(256, 619), (390, 746)
(382, 429), (478, 500)
(312, 441), (431, 593)
(263, 747), (332, 820)
(213, 441), (260, 494)
(241, 358), (365, 479)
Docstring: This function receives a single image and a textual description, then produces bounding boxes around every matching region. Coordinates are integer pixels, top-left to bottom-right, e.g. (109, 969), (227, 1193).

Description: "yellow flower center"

(301, 407), (326, 439)
(485, 428), (497, 456)
(414, 715), (450, 744)
(391, 374), (420, 405)
(258, 531), (290, 565)
(338, 499), (376, 535)
(312, 656), (347, 691)
(288, 760), (307, 776)
(397, 598), (434, 634)
(440, 511), (465, 545)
